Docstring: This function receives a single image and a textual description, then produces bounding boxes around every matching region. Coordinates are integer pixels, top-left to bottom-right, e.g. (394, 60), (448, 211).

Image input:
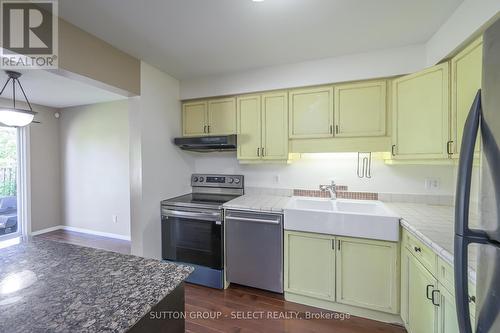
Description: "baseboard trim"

(30, 225), (63, 236)
(30, 225), (131, 241)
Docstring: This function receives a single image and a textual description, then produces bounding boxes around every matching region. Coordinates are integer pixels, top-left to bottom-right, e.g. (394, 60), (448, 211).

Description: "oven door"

(161, 206), (223, 269)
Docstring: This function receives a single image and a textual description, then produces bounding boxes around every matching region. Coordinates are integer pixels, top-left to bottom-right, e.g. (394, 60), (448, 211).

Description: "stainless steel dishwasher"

(225, 209), (283, 293)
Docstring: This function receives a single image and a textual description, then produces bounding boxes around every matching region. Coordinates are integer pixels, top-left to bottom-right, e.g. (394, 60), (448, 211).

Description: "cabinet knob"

(469, 295), (476, 303)
(414, 246), (422, 253)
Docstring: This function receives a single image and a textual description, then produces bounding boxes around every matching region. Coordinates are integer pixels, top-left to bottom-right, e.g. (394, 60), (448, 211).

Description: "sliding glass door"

(0, 126), (20, 240)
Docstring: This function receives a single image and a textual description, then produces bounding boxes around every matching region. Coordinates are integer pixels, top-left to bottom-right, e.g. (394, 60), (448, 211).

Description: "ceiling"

(59, 0), (464, 80)
(0, 70), (126, 109)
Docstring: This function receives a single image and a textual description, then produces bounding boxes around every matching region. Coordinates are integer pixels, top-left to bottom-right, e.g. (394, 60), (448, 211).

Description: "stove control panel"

(191, 174), (244, 189)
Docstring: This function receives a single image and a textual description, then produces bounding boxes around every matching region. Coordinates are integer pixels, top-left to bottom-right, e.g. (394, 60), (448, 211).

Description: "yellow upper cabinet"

(334, 80), (387, 137)
(289, 86), (334, 139)
(392, 63), (450, 160)
(237, 92), (289, 161)
(208, 98), (237, 135)
(237, 95), (262, 160)
(182, 101), (207, 137)
(262, 92), (289, 160)
(451, 37), (482, 157)
(182, 97), (236, 137)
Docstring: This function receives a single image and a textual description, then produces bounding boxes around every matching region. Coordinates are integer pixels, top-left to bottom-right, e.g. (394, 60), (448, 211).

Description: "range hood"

(174, 135), (237, 152)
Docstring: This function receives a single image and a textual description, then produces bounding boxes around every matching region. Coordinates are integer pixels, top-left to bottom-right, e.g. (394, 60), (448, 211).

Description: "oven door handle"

(162, 209), (222, 222)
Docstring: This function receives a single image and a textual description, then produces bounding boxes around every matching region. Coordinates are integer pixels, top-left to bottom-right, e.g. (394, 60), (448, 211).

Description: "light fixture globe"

(0, 71), (36, 127)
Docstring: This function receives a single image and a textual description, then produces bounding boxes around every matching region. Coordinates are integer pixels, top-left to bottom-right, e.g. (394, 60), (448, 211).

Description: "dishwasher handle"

(225, 216), (281, 225)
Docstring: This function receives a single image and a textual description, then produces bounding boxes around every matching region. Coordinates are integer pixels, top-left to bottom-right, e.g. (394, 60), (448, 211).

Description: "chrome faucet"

(320, 181), (337, 200)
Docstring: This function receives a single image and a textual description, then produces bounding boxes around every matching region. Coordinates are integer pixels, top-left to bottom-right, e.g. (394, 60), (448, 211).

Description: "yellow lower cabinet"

(284, 231), (402, 322)
(284, 231), (336, 301)
(407, 251), (439, 333)
(437, 284), (460, 333)
(335, 237), (399, 314)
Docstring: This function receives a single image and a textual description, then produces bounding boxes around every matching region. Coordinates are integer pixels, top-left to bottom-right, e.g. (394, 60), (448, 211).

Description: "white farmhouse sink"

(284, 197), (400, 242)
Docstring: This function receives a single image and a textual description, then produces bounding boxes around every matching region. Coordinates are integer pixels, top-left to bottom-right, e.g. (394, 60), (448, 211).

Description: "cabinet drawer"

(402, 229), (437, 276)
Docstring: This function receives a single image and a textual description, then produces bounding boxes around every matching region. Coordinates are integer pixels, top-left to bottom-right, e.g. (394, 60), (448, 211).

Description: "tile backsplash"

(246, 185), (455, 206)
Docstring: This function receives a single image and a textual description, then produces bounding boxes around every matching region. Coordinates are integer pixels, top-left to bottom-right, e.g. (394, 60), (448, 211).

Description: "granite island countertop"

(0, 239), (193, 333)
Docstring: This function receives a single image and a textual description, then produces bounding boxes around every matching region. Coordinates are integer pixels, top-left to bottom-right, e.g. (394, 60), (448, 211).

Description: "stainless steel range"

(161, 174), (244, 289)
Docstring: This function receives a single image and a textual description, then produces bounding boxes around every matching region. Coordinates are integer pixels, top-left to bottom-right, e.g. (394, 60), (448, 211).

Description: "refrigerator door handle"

(454, 90), (491, 333)
(455, 236), (473, 333)
(455, 90), (482, 239)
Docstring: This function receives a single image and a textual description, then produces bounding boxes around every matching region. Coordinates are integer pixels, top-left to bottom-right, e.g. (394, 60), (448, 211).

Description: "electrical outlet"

(112, 215), (118, 223)
(425, 179), (440, 190)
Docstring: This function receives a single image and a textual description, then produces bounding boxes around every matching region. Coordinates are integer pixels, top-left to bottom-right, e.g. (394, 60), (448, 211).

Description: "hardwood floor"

(35, 230), (407, 333)
(34, 229), (131, 255)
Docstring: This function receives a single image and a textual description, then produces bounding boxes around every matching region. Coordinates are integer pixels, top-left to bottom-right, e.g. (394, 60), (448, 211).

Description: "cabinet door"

(182, 101), (207, 136)
(408, 253), (438, 333)
(392, 63), (450, 159)
(437, 284), (460, 333)
(289, 86), (334, 139)
(401, 245), (410, 327)
(451, 37), (482, 157)
(336, 237), (399, 314)
(237, 95), (262, 160)
(208, 98), (236, 135)
(284, 231), (335, 301)
(262, 92), (288, 160)
(334, 81), (387, 137)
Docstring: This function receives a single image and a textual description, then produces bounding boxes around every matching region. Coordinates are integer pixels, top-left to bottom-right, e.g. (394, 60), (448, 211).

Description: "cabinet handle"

(426, 284), (434, 300)
(335, 125), (339, 134)
(447, 140), (453, 155)
(261, 147), (265, 157)
(203, 125), (207, 134)
(391, 145), (396, 156)
(414, 246), (422, 253)
(338, 240), (341, 251)
(257, 148), (260, 157)
(332, 239), (335, 250)
(469, 295), (476, 303)
(330, 125), (333, 134)
(431, 290), (440, 307)
(207, 125), (210, 133)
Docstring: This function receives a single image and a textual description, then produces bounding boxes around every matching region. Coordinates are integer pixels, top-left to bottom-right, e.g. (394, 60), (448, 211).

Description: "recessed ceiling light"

(252, 0), (264, 2)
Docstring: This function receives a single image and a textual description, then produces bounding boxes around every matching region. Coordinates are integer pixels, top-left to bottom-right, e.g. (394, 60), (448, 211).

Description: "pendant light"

(0, 71), (36, 127)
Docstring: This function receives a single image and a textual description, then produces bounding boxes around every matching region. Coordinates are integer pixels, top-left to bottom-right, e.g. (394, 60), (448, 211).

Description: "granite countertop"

(0, 239), (193, 333)
(223, 194), (291, 213)
(385, 202), (478, 283)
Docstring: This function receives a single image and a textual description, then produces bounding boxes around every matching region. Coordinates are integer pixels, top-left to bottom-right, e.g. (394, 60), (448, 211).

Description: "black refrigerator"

(455, 18), (500, 333)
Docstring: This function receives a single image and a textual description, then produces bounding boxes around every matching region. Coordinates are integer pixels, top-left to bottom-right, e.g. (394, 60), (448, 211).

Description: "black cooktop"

(161, 193), (240, 209)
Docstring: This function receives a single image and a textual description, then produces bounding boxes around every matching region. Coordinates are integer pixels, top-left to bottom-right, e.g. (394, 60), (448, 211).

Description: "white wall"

(129, 62), (194, 259)
(426, 0), (500, 65)
(193, 153), (456, 195)
(180, 1), (500, 100)
(0, 98), (62, 233)
(60, 100), (131, 238)
(180, 44), (425, 100)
